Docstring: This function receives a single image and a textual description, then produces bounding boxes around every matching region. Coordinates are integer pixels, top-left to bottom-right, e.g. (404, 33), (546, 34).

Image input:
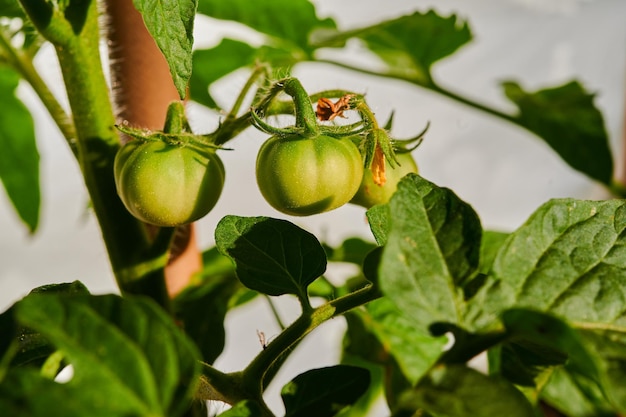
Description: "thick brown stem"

(105, 0), (201, 297)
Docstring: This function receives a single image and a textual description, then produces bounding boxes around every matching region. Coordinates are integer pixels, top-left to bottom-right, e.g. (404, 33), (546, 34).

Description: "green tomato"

(256, 134), (364, 216)
(350, 152), (418, 208)
(114, 139), (225, 226)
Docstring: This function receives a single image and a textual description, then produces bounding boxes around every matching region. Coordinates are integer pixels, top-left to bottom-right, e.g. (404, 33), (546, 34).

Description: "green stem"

(264, 295), (286, 330)
(316, 59), (517, 126)
(225, 65), (268, 122)
(18, 1), (170, 308)
(0, 28), (76, 151)
(428, 81), (516, 123)
(282, 78), (319, 137)
(242, 284), (380, 397)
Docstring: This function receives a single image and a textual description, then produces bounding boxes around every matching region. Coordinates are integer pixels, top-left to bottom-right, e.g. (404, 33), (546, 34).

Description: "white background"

(1, 0), (625, 415)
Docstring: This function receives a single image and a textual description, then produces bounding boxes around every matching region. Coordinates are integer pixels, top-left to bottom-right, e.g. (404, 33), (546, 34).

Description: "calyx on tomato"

(252, 78), (364, 216)
(114, 102), (225, 227)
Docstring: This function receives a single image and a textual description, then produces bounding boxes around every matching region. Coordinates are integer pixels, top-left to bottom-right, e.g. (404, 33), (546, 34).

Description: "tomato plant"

(1, 1), (625, 417)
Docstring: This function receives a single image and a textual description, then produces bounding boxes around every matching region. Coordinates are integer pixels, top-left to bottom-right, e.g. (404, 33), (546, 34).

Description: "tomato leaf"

(0, 0), (24, 17)
(541, 367), (616, 417)
(0, 293), (201, 417)
(365, 203), (390, 246)
(503, 80), (613, 185)
(281, 365), (370, 417)
(577, 329), (626, 413)
(317, 11), (472, 85)
(379, 173), (481, 332)
(0, 282), (89, 371)
(132, 0), (197, 98)
(499, 309), (600, 382)
(196, 0), (335, 54)
(397, 364), (535, 417)
(189, 39), (256, 110)
(323, 236), (377, 265)
(471, 198), (626, 329)
(0, 66), (40, 233)
(364, 298), (447, 385)
(479, 230), (509, 275)
(215, 215), (327, 297)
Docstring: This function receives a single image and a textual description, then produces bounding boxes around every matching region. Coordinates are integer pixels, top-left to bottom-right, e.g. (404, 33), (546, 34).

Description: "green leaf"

(0, 0), (24, 17)
(215, 215), (327, 298)
(196, 0), (335, 54)
(479, 230), (509, 275)
(472, 198), (626, 329)
(379, 173), (481, 331)
(335, 356), (385, 417)
(132, 0), (197, 98)
(501, 309), (599, 381)
(281, 365), (370, 417)
(324, 237), (377, 265)
(321, 11), (471, 85)
(0, 293), (201, 417)
(366, 298), (447, 385)
(365, 203), (390, 246)
(541, 367), (617, 417)
(190, 38), (256, 110)
(396, 364), (535, 417)
(173, 249), (241, 364)
(0, 66), (40, 233)
(578, 329), (626, 413)
(0, 282), (90, 371)
(503, 80), (613, 185)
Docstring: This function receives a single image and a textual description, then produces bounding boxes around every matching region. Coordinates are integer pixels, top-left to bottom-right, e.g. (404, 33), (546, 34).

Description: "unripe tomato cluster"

(113, 81), (421, 226)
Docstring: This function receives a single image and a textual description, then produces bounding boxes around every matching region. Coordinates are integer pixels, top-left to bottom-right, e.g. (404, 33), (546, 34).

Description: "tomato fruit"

(256, 134), (363, 216)
(350, 151), (418, 208)
(114, 139), (225, 226)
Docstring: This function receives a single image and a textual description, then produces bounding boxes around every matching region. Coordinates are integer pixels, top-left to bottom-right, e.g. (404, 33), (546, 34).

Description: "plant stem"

(242, 284), (380, 397)
(224, 65), (268, 123)
(316, 59), (517, 126)
(264, 295), (286, 330)
(18, 0), (170, 308)
(0, 28), (76, 151)
(283, 78), (319, 137)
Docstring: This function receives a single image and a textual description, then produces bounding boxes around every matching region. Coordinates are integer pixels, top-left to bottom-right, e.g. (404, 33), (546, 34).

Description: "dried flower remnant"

(316, 94), (355, 121)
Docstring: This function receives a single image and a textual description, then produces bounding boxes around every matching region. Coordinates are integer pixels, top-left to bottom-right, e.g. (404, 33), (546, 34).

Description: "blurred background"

(1, 0), (625, 414)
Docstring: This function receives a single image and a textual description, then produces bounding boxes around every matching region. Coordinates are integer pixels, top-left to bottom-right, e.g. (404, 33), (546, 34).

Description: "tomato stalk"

(240, 284), (381, 400)
(18, 0), (172, 308)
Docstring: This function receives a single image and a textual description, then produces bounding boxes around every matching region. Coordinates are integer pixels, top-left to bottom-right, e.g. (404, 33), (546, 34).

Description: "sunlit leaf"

(380, 174), (481, 331)
(196, 0), (335, 54)
(132, 0), (197, 98)
(472, 198), (626, 329)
